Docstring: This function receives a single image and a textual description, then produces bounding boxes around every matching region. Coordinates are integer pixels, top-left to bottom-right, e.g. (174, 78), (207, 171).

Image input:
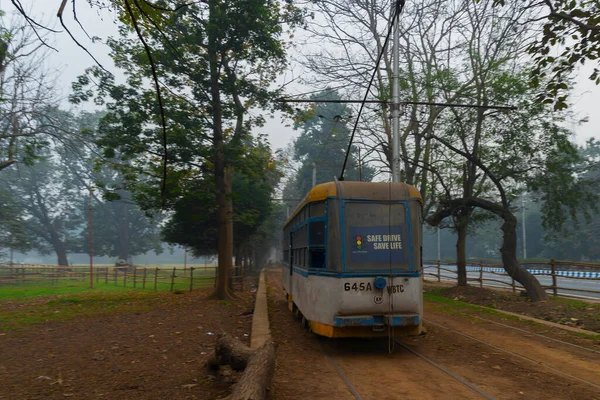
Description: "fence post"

(189, 267), (194, 292)
(143, 268), (147, 290)
(550, 259), (557, 296)
(512, 277), (516, 293)
(154, 268), (158, 291)
(170, 267), (176, 292)
(241, 266), (244, 292)
(95, 268), (99, 284)
(479, 261), (483, 289)
(437, 260), (441, 282)
(114, 268), (117, 286)
(123, 268), (127, 287)
(105, 268), (108, 285)
(133, 267), (137, 288)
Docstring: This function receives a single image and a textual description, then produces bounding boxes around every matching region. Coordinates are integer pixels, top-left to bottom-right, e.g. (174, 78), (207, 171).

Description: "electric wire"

(338, 0), (405, 181)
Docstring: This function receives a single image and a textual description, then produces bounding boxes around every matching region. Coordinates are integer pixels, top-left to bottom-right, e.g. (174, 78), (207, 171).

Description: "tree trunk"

(207, 8), (234, 300)
(456, 215), (468, 286)
(499, 210), (548, 302)
(207, 333), (277, 400)
(116, 199), (130, 261)
(428, 197), (549, 302)
(55, 241), (69, 267)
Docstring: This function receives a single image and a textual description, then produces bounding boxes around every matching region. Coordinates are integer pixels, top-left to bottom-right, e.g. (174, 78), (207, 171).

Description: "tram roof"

(283, 180), (421, 227)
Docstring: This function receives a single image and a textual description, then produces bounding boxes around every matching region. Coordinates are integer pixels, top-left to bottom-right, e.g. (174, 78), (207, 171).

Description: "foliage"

(161, 138), (282, 256)
(491, 0), (600, 110)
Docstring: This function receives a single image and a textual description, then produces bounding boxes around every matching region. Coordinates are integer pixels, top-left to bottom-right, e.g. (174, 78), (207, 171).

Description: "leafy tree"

(161, 138), (282, 266)
(70, 0), (303, 299)
(427, 69), (598, 301)
(3, 155), (85, 266)
(0, 188), (30, 261)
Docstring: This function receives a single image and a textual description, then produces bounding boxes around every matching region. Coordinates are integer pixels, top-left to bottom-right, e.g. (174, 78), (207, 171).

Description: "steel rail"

(392, 339), (496, 400)
(425, 319), (600, 390)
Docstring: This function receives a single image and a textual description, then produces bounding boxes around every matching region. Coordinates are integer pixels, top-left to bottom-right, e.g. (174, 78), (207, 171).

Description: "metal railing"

(423, 259), (600, 298)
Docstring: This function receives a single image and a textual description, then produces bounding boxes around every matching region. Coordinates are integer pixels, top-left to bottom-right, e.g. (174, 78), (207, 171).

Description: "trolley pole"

(312, 162), (316, 187)
(391, 0), (400, 182)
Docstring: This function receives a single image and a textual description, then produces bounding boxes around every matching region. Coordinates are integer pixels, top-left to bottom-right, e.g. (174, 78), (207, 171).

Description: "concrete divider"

(250, 268), (271, 349)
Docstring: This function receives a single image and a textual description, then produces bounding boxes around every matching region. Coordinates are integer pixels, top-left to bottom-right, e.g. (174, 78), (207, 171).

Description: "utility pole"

(391, 1), (400, 182)
(312, 162), (316, 187)
(358, 147), (363, 181)
(437, 227), (441, 262)
(522, 194), (527, 260)
(88, 189), (93, 288)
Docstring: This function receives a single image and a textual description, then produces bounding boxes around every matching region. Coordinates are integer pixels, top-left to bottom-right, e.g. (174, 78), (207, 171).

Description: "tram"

(281, 180), (424, 338)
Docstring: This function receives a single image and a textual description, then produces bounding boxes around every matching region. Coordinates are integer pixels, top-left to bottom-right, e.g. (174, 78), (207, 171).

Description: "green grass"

(0, 290), (160, 331)
(424, 292), (600, 341)
(550, 296), (597, 310)
(0, 271), (216, 303)
(424, 292), (538, 323)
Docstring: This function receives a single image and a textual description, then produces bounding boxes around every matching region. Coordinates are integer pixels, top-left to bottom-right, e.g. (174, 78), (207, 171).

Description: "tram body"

(281, 180), (424, 338)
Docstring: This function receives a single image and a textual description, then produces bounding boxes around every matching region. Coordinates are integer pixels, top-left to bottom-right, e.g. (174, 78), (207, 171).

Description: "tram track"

(318, 336), (496, 400)
(424, 318), (600, 391)
(469, 314), (600, 355)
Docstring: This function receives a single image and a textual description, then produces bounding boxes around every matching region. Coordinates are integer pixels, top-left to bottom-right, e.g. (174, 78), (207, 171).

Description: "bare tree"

(0, 10), (62, 171)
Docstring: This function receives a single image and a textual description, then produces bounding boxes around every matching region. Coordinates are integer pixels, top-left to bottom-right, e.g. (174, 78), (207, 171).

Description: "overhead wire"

(338, 0), (406, 181)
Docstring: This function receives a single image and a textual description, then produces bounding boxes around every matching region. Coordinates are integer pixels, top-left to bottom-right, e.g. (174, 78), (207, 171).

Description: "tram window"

(311, 249), (326, 268)
(343, 202), (410, 270)
(309, 221), (325, 245)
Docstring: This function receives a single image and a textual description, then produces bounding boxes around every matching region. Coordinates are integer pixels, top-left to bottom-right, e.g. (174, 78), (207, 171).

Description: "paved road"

(424, 264), (600, 300)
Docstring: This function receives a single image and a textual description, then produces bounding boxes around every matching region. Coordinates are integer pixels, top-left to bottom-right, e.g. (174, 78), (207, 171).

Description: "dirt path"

(0, 284), (257, 400)
(267, 268), (600, 400)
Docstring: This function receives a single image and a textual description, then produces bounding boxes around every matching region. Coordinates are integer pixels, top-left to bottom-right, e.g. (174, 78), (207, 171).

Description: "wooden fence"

(423, 259), (600, 298)
(0, 264), (246, 293)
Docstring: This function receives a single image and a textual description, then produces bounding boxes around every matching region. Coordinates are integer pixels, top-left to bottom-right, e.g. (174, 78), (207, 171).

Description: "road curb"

(250, 268), (271, 349)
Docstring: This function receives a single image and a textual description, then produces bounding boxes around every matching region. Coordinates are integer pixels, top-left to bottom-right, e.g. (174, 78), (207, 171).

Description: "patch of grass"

(550, 296), (596, 310)
(424, 292), (539, 325)
(0, 291), (161, 331)
(574, 331), (600, 340)
(0, 281), (134, 302)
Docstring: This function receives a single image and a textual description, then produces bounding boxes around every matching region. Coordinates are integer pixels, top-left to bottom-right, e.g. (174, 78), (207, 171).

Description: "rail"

(423, 259), (600, 298)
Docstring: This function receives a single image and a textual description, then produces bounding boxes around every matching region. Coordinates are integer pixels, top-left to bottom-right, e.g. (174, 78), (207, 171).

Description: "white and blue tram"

(281, 180), (424, 338)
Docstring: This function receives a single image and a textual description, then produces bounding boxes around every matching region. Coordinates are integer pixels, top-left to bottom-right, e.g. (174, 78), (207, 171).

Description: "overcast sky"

(17, 0), (600, 153)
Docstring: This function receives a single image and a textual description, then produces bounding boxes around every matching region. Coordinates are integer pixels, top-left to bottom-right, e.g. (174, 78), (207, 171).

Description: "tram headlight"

(374, 276), (387, 290)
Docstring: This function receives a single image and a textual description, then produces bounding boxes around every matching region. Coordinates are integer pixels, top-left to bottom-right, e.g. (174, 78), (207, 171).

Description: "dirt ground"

(425, 282), (600, 332)
(0, 279), (258, 400)
(266, 269), (600, 400)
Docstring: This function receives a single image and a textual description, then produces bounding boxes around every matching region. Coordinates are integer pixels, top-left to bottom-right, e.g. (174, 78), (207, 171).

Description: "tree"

(71, 0), (302, 299)
(3, 154), (85, 266)
(0, 9), (64, 171)
(161, 138), (282, 269)
(427, 68), (597, 301)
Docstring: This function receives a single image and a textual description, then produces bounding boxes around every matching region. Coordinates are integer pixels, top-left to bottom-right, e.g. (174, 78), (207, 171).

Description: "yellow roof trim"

(283, 182), (337, 226)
